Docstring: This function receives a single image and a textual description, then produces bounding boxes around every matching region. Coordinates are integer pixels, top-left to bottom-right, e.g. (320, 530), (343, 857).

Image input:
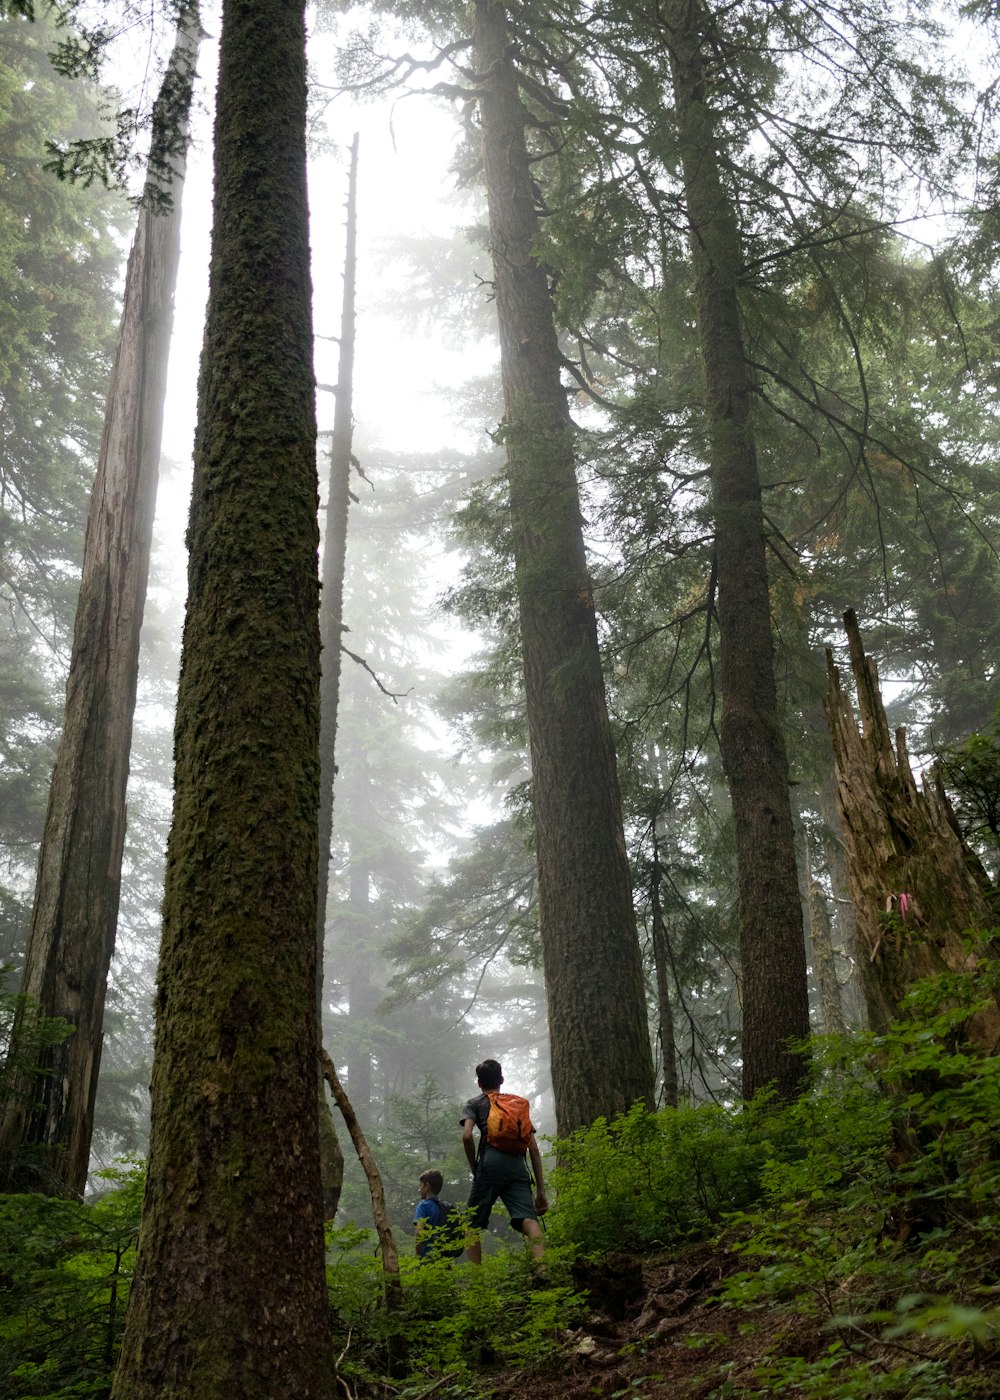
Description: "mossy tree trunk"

(663, 0), (810, 1102)
(0, 8), (199, 1197)
(824, 610), (1000, 1048)
(474, 0), (654, 1135)
(110, 0), (333, 1392)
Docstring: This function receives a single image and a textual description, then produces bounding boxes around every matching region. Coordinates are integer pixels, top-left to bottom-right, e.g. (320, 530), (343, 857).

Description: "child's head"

(419, 1168), (443, 1197)
(476, 1058), (503, 1091)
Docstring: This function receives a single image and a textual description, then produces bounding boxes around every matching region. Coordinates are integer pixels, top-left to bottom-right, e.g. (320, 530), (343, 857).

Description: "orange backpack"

(484, 1090), (534, 1154)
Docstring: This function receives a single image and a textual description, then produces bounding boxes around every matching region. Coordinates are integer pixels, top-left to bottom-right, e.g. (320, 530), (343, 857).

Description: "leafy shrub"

(716, 969), (1000, 1397)
(0, 1163), (142, 1399)
(0, 968), (74, 1193)
(545, 1098), (773, 1256)
(323, 1224), (583, 1394)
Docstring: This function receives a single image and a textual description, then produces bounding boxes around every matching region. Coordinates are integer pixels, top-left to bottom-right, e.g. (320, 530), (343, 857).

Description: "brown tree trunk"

(662, 0), (810, 1102)
(0, 10), (199, 1197)
(345, 859), (375, 1119)
(650, 841), (679, 1107)
(110, 0), (332, 1389)
(474, 0), (654, 1136)
(314, 132), (360, 1221)
(317, 131), (358, 963)
(824, 610), (1000, 1049)
(806, 873), (847, 1037)
(818, 777), (865, 1027)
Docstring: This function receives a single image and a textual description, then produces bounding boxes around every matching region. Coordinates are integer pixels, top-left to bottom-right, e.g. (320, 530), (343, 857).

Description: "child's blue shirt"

(414, 1195), (442, 1258)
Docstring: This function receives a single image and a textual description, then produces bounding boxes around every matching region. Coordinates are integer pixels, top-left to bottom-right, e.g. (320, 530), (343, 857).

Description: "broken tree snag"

(824, 610), (999, 1047)
(321, 1049), (402, 1307)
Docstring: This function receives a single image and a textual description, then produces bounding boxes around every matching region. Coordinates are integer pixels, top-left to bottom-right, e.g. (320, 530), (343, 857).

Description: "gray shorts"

(467, 1145), (537, 1231)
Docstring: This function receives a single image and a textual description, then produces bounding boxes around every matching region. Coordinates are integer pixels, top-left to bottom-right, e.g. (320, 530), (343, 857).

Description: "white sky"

(157, 24), (490, 524)
(144, 16), (502, 830)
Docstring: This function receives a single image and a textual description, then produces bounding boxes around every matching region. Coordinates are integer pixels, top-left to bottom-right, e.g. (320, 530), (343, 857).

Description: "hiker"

(413, 1168), (455, 1261)
(460, 1058), (548, 1271)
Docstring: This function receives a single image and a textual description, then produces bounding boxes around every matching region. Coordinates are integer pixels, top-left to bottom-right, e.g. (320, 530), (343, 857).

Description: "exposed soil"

(476, 1239), (987, 1400)
(481, 1242), (764, 1399)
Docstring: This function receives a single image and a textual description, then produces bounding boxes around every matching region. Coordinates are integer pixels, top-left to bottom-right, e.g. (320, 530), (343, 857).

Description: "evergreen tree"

(0, 9), (126, 962)
(659, 0), (809, 1101)
(110, 0), (332, 1387)
(473, 0), (654, 1132)
(510, 0), (988, 1086)
(0, 5), (199, 1197)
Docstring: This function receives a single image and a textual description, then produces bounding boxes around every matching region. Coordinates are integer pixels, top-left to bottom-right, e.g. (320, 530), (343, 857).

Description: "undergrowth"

(2, 965), (999, 1397)
(713, 963), (1000, 1398)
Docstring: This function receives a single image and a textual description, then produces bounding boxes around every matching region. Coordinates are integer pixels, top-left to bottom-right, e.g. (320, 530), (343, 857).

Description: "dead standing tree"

(0, 9), (200, 1195)
(824, 609), (1000, 1048)
(312, 132), (362, 1221)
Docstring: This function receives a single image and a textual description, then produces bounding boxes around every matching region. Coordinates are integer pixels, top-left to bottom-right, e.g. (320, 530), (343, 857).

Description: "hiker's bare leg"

(520, 1218), (544, 1261)
(467, 1232), (482, 1264)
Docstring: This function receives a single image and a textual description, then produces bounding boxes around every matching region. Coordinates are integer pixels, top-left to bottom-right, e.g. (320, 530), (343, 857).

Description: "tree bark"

(650, 841), (679, 1107)
(824, 609), (1000, 1048)
(110, 0), (333, 1391)
(662, 0), (810, 1102)
(317, 131), (358, 964)
(315, 133), (360, 1221)
(806, 875), (847, 1037)
(819, 776), (865, 1028)
(474, 0), (654, 1135)
(0, 9), (199, 1196)
(345, 858), (375, 1119)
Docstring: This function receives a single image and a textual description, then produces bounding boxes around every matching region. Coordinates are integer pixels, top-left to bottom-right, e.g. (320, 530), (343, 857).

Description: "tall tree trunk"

(474, 0), (654, 1136)
(662, 0), (810, 1102)
(345, 858), (375, 1119)
(110, 0), (332, 1390)
(0, 9), (199, 1197)
(315, 133), (360, 1220)
(819, 776), (865, 1028)
(317, 131), (358, 973)
(805, 864), (846, 1037)
(824, 610), (1000, 1048)
(650, 840), (679, 1108)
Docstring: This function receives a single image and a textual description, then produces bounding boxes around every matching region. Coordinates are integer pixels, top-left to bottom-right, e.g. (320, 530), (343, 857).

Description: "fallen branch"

(321, 1048), (403, 1309)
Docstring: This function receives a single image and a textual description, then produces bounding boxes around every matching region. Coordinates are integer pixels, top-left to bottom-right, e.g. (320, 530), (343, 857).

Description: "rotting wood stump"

(824, 610), (999, 1048)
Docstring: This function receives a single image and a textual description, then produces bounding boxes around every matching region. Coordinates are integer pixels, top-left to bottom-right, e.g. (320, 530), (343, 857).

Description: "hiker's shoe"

(531, 1269), (551, 1290)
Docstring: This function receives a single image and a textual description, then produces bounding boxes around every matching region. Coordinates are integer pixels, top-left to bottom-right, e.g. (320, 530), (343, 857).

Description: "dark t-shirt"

(460, 1091), (534, 1204)
(459, 1090), (535, 1160)
(459, 1091), (490, 1135)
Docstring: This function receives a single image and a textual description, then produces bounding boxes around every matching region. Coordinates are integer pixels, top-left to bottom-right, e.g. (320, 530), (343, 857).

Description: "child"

(413, 1168), (447, 1260)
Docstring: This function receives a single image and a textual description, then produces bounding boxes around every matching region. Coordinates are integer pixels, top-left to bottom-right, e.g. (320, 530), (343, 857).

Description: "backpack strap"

(475, 1091), (492, 1164)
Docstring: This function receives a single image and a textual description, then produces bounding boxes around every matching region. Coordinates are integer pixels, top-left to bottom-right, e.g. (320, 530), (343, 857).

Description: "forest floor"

(483, 1241), (783, 1399)
(476, 1238), (983, 1400)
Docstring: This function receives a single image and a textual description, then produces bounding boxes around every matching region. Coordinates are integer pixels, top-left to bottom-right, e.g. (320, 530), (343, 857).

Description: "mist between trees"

(3, 0), (1000, 1393)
